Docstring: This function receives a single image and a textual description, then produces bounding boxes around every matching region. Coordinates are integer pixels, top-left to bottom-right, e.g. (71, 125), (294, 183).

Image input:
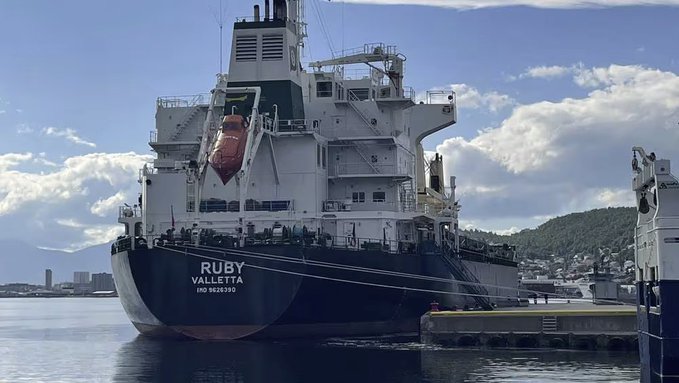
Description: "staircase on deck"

(440, 250), (494, 310)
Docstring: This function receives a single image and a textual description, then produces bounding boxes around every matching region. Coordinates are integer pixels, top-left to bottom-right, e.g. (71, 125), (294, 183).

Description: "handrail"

(157, 93), (211, 108)
(425, 90), (456, 105)
(331, 162), (399, 176)
(118, 206), (142, 219)
(332, 43), (398, 58)
(441, 244), (493, 310)
(277, 119), (314, 133)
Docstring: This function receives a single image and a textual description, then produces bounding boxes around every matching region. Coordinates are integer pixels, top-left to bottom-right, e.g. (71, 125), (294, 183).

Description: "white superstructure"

(632, 147), (679, 288)
(122, 1), (458, 252)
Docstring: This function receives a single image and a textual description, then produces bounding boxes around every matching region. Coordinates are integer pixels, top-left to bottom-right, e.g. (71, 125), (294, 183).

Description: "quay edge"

(420, 305), (637, 351)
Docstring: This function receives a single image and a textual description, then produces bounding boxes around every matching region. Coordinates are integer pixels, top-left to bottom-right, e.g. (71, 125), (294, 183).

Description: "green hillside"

(464, 207), (637, 263)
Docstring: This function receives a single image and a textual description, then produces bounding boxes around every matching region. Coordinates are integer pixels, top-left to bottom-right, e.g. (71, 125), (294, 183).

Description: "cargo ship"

(112, 0), (519, 340)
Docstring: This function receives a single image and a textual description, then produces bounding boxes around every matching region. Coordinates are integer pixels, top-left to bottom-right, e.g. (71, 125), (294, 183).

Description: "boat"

(112, 0), (519, 340)
(209, 114), (249, 184)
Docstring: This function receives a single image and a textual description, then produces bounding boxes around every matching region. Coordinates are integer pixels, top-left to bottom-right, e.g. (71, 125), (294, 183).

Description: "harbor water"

(0, 298), (639, 382)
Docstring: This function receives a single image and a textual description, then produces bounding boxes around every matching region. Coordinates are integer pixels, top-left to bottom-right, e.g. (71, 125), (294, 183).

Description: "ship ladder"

(440, 250), (494, 310)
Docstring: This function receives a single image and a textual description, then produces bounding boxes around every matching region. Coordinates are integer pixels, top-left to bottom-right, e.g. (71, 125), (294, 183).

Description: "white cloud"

(495, 227), (521, 235)
(90, 191), (127, 217)
(53, 218), (123, 252)
(435, 64), (679, 229)
(0, 152), (150, 251)
(0, 152), (151, 215)
(0, 110), (6, 115)
(16, 124), (34, 134)
(339, 0), (679, 9)
(464, 65), (679, 173)
(42, 127), (97, 148)
(595, 188), (634, 207)
(0, 152), (33, 171)
(519, 65), (575, 80)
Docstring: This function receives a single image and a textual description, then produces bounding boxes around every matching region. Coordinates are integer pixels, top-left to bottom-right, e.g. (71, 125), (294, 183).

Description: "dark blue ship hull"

(637, 280), (679, 383)
(112, 242), (517, 340)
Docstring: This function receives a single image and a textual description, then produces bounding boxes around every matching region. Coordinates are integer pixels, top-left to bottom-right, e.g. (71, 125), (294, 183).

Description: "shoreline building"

(73, 271), (91, 294)
(91, 273), (115, 292)
(45, 269), (52, 291)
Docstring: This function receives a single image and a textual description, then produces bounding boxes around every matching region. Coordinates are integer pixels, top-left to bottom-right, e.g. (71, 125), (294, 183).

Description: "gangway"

(440, 248), (494, 310)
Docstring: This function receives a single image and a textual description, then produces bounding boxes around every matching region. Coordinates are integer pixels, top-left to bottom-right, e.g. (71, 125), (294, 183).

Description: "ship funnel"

(254, 5), (260, 22)
(273, 0), (287, 20)
(265, 0), (270, 21)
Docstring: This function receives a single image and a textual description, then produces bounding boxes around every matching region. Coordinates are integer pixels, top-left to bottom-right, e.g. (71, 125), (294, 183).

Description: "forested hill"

(464, 207), (637, 260)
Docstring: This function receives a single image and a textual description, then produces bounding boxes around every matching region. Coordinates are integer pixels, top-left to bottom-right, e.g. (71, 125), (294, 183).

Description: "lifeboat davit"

(209, 115), (248, 184)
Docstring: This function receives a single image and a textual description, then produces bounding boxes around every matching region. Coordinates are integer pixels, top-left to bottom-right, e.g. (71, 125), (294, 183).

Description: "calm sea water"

(0, 298), (639, 382)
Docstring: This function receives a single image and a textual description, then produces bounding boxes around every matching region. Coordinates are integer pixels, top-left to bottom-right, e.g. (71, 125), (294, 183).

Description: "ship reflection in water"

(112, 336), (640, 383)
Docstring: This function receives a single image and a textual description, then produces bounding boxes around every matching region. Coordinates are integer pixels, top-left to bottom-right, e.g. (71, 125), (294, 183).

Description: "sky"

(1, 0), (678, 251)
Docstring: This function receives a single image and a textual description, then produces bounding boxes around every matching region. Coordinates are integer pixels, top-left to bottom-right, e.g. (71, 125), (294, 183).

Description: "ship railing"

(422, 90), (457, 105)
(322, 200), (400, 212)
(322, 200), (352, 212)
(400, 199), (418, 212)
(365, 85), (416, 101)
(319, 234), (415, 254)
(156, 93), (211, 109)
(459, 235), (487, 254)
(331, 163), (405, 176)
(276, 119), (317, 133)
(261, 116), (276, 132)
(149, 130), (157, 143)
(118, 205), (142, 219)
(333, 43), (397, 58)
(235, 15), (296, 23)
(198, 199), (294, 213)
(140, 162), (157, 177)
(401, 87), (415, 101)
(343, 68), (373, 81)
(414, 201), (448, 215)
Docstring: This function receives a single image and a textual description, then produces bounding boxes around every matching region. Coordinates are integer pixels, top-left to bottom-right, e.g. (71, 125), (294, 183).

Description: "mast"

(219, 0), (223, 73)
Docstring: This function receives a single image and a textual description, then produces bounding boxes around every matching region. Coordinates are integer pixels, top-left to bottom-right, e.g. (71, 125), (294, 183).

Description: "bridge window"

(317, 81), (332, 98)
(352, 192), (365, 203)
(373, 191), (386, 202)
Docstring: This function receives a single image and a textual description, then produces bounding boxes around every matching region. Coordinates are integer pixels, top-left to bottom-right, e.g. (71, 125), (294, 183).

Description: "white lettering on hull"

(191, 276), (244, 285)
(192, 261), (246, 294)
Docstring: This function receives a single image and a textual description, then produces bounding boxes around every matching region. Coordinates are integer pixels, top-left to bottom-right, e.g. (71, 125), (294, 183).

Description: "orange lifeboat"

(209, 115), (249, 185)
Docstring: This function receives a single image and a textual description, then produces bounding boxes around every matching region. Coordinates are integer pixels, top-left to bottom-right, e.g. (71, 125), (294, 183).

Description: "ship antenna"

(212, 0), (227, 74)
(219, 0), (223, 73)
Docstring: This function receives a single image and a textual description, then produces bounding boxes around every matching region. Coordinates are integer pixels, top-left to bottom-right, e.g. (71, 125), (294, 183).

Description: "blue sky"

(1, 0), (679, 250)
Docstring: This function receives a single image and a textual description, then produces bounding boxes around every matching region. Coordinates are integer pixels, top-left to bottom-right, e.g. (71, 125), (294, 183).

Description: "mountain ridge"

(464, 207), (637, 263)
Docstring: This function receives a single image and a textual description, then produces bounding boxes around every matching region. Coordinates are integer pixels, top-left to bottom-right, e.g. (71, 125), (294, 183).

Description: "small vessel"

(209, 114), (249, 184)
(112, 0), (519, 340)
